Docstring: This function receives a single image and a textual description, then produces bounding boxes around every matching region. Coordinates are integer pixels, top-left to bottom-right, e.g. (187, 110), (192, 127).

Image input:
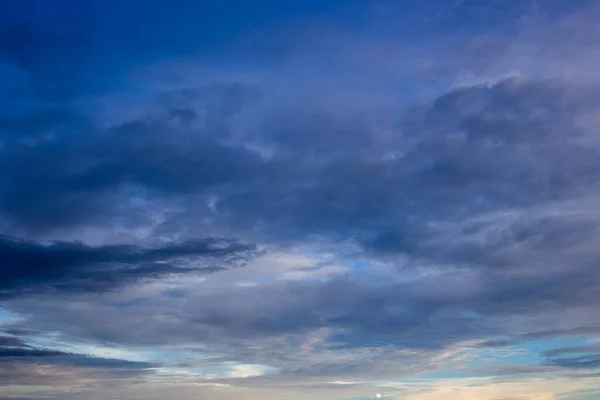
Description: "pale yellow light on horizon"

(393, 375), (600, 400)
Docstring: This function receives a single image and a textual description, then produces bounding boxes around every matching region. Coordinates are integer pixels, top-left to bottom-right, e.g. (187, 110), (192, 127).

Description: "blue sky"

(2, 1), (600, 399)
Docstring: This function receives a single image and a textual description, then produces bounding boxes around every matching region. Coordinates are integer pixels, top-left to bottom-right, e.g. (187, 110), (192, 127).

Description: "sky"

(1, 0), (600, 399)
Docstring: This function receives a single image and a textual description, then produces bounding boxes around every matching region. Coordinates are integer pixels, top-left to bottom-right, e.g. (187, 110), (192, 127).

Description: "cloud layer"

(2, 1), (600, 399)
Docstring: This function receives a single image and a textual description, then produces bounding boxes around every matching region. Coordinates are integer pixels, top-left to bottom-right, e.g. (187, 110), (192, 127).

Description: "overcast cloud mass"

(2, 1), (600, 399)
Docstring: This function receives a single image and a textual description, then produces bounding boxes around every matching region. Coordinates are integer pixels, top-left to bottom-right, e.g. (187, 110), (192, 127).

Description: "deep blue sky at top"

(2, 0), (587, 97)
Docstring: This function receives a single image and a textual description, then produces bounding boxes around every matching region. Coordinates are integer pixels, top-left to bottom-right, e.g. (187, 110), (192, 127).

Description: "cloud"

(0, 234), (258, 297)
(0, 334), (154, 390)
(0, 336), (27, 347)
(3, 74), (600, 395)
(0, 347), (65, 357)
(5, 257), (598, 382)
(3, 74), (600, 386)
(2, 1), (600, 399)
(148, 77), (600, 254)
(3, 25), (599, 251)
(543, 345), (600, 369)
(0, 95), (265, 232)
(547, 354), (600, 369)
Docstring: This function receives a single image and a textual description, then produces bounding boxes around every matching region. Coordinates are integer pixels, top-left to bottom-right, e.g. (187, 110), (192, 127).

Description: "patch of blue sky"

(0, 306), (24, 325)
(411, 338), (595, 383)
(155, 362), (278, 379)
(467, 348), (537, 369)
(418, 370), (482, 380)
(462, 338), (590, 372)
(522, 337), (593, 353)
(21, 335), (192, 364)
(349, 261), (423, 284)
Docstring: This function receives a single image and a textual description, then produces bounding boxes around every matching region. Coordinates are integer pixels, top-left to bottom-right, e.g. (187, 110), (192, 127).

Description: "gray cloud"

(6, 256), (600, 381)
(2, 76), (600, 387)
(184, 78), (600, 252)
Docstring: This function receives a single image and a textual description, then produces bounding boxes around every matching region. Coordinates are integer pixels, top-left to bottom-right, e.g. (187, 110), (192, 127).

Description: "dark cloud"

(544, 345), (600, 358)
(0, 347), (65, 357)
(543, 345), (600, 369)
(0, 398), (44, 400)
(3, 76), (598, 255)
(0, 336), (27, 347)
(0, 350), (153, 368)
(0, 234), (258, 297)
(547, 354), (600, 369)
(0, 98), (265, 231)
